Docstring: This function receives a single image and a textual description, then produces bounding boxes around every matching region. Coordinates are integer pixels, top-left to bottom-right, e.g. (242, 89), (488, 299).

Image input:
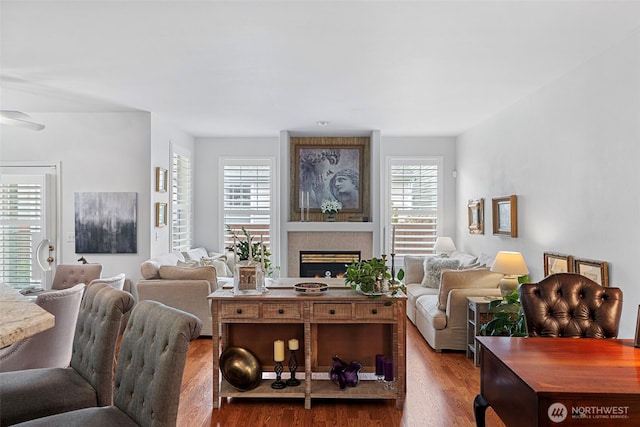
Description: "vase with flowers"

(320, 199), (342, 222)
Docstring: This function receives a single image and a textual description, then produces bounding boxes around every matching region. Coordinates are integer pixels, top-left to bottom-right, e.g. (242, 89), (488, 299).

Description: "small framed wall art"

(156, 167), (168, 193)
(467, 198), (484, 234)
(543, 252), (574, 276)
(155, 202), (167, 227)
(492, 195), (517, 237)
(574, 258), (609, 287)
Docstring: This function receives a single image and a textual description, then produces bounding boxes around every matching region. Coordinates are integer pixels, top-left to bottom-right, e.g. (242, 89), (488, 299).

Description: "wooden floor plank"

(176, 321), (506, 427)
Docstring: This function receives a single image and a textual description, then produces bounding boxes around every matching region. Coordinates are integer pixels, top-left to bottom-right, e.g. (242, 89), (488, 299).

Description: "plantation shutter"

(0, 174), (49, 288)
(388, 160), (441, 256)
(171, 150), (193, 252)
(222, 160), (272, 250)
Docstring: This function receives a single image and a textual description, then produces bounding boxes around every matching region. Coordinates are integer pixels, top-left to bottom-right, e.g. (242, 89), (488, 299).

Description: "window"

(386, 157), (442, 256)
(221, 159), (273, 256)
(0, 166), (57, 289)
(171, 147), (193, 252)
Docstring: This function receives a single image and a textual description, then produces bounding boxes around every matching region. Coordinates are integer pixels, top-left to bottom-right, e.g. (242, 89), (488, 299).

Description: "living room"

(2, 1), (638, 342)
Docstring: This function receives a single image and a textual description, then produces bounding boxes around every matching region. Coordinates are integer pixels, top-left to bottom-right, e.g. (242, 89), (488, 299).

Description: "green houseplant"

(344, 258), (391, 295)
(479, 289), (527, 337)
(225, 226), (272, 275)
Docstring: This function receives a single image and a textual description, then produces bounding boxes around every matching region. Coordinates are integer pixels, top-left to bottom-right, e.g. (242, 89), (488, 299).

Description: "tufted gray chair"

(519, 273), (623, 338)
(0, 283), (85, 372)
(0, 283), (135, 426)
(10, 300), (203, 427)
(51, 264), (103, 290)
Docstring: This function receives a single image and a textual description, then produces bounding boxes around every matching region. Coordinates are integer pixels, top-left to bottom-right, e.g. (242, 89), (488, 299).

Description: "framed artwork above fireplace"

(290, 136), (370, 222)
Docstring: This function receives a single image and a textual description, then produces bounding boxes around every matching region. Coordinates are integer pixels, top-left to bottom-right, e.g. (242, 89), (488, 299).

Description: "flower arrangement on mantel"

(320, 199), (342, 221)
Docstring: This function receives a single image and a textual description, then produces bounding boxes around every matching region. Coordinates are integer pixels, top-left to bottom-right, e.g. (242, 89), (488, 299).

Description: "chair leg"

(473, 394), (489, 427)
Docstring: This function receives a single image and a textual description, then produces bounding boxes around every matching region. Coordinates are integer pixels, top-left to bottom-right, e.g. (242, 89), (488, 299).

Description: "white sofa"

(134, 247), (233, 336)
(404, 252), (503, 352)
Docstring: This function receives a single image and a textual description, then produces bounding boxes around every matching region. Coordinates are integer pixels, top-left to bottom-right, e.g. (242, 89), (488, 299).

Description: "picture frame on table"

(156, 167), (168, 193)
(543, 252), (574, 276)
(289, 136), (370, 220)
(155, 202), (167, 227)
(573, 258), (609, 287)
(468, 198), (484, 234)
(492, 195), (517, 237)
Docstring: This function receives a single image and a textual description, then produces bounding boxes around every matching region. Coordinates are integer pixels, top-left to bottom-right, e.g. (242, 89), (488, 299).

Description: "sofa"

(404, 251), (503, 352)
(135, 247), (233, 336)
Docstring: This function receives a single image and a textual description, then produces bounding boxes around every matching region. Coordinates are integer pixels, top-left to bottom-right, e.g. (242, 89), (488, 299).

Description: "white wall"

(193, 137), (280, 255)
(149, 113), (195, 258)
(1, 112), (152, 283)
(456, 32), (640, 338)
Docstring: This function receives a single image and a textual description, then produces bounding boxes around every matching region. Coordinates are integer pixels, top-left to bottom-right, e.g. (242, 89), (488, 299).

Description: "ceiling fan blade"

(0, 110), (45, 131)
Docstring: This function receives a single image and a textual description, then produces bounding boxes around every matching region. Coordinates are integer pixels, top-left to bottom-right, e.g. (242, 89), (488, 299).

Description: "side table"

(466, 296), (495, 367)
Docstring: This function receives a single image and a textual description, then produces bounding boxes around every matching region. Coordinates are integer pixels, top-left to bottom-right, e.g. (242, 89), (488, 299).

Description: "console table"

(209, 288), (406, 409)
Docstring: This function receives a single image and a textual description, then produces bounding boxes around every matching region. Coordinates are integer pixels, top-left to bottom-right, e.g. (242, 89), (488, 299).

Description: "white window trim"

(383, 156), (443, 257)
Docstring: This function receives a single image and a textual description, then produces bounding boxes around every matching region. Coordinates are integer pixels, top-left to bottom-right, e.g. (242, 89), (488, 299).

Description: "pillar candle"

(274, 340), (285, 362)
(306, 192), (310, 220)
(288, 338), (299, 351)
(233, 235), (238, 264)
(375, 354), (384, 376)
(248, 235), (252, 260)
(260, 233), (265, 269)
(383, 358), (393, 381)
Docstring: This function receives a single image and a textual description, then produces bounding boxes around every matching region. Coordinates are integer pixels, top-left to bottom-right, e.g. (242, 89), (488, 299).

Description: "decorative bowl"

(219, 347), (262, 391)
(294, 282), (329, 295)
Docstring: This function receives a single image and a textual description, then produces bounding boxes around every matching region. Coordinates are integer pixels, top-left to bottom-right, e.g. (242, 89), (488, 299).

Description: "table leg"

(473, 394), (489, 427)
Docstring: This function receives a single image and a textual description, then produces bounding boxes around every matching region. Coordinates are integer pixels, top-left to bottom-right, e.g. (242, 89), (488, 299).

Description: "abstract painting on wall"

(75, 192), (137, 254)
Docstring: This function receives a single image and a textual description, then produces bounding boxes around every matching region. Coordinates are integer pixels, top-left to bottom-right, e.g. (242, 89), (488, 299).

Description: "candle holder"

(390, 253), (398, 284)
(271, 360), (286, 389)
(286, 350), (300, 386)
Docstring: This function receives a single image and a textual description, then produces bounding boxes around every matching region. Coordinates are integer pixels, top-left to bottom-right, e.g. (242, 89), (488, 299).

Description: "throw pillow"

(177, 260), (200, 268)
(421, 257), (461, 288)
(209, 259), (233, 278)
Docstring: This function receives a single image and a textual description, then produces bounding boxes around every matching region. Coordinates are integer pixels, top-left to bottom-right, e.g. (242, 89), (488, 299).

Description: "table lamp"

(490, 251), (529, 296)
(434, 237), (456, 257)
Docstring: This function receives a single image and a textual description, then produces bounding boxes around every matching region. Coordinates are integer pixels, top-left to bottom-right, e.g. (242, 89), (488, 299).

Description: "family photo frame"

(289, 136), (370, 221)
(156, 167), (168, 193)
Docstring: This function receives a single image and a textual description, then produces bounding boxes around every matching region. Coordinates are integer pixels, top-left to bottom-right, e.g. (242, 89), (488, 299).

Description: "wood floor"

(177, 321), (506, 427)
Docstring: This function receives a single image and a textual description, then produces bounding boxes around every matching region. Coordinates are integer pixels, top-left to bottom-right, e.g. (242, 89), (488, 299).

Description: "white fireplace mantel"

(285, 221), (375, 233)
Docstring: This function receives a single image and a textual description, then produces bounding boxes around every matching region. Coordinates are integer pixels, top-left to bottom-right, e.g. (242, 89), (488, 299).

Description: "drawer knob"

(371, 309), (378, 315)
(278, 308), (284, 314)
(329, 309), (336, 315)
(236, 308), (242, 314)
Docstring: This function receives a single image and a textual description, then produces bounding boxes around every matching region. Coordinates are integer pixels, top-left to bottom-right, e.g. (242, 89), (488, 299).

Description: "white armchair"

(0, 283), (85, 372)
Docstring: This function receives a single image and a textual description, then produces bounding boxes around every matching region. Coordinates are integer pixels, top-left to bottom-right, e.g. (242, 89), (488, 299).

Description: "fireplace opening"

(299, 251), (361, 278)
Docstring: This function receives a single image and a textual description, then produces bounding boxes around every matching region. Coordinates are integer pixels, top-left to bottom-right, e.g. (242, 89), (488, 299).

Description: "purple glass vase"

(329, 355), (362, 389)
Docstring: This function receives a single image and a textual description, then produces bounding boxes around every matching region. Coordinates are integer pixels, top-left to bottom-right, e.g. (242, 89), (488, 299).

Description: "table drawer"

(312, 303), (352, 320)
(262, 303), (302, 319)
(220, 303), (259, 319)
(354, 303), (394, 320)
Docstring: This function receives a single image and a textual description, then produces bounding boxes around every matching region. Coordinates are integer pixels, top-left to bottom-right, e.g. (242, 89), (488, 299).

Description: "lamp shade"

(490, 251), (529, 276)
(434, 237), (456, 254)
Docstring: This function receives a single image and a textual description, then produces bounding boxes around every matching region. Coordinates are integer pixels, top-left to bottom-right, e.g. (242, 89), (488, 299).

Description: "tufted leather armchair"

(519, 273), (623, 338)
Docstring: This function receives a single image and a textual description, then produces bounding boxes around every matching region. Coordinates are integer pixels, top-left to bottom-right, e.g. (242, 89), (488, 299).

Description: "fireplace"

(299, 251), (361, 278)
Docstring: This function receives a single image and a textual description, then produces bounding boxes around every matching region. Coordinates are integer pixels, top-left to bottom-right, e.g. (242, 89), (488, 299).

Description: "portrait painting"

(290, 137), (370, 220)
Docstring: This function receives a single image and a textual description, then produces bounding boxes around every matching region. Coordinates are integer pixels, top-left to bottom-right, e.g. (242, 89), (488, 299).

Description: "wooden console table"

(209, 288), (406, 409)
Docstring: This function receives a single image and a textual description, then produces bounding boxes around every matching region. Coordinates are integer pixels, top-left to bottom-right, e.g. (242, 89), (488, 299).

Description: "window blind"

(171, 151), (193, 252)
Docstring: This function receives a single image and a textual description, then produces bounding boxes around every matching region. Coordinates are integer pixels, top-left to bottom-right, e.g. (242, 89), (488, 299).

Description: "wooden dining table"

(0, 283), (55, 348)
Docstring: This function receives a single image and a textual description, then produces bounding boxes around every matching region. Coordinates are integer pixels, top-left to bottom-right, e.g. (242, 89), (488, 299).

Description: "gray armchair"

(0, 283), (85, 372)
(0, 283), (135, 426)
(10, 300), (202, 427)
(51, 264), (103, 290)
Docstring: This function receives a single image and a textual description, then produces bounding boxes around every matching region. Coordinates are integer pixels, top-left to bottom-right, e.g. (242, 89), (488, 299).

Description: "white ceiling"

(2, 0), (640, 137)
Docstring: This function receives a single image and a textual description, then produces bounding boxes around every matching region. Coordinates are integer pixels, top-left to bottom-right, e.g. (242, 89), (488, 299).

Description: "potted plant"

(479, 289), (527, 337)
(344, 258), (391, 295)
(320, 199), (342, 222)
(225, 226), (272, 275)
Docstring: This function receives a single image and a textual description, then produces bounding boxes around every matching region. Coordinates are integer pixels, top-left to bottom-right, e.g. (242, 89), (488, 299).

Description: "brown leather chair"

(519, 273), (622, 338)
